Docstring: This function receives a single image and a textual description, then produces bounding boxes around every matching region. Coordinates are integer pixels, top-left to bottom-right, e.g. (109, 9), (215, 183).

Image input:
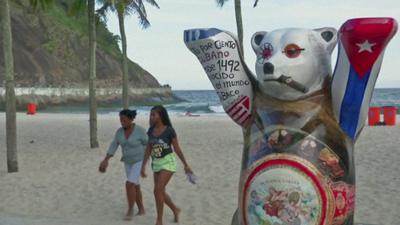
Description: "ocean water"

(41, 88), (400, 115)
(167, 88), (400, 115)
(370, 88), (400, 107)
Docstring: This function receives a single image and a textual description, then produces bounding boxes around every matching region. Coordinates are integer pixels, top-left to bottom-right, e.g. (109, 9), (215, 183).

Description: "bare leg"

(153, 170), (176, 225)
(124, 181), (137, 220)
(136, 185), (145, 215)
(164, 193), (180, 222)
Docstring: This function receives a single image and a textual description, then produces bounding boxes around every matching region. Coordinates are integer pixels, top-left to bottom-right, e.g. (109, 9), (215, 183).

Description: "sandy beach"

(0, 113), (399, 225)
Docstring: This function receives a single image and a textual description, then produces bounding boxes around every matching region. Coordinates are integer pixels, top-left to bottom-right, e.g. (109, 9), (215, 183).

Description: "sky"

(105, 0), (400, 90)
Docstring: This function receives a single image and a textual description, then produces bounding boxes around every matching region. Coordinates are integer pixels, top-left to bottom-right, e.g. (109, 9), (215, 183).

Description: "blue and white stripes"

(331, 42), (384, 140)
(184, 28), (222, 43)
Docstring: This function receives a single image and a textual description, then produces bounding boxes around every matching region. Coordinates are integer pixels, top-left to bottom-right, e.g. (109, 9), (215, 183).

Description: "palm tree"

(88, 0), (99, 148)
(1, 0), (17, 172)
(70, 0), (99, 148)
(97, 0), (159, 109)
(1, 0), (54, 173)
(216, 0), (244, 57)
(216, 0), (260, 57)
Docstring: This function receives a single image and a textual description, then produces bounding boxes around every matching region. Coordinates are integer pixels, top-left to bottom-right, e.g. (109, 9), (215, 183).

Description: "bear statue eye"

(282, 44), (305, 58)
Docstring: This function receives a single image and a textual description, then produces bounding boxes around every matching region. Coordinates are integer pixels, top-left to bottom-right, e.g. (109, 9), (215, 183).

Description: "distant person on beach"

(141, 105), (194, 225)
(185, 110), (200, 117)
(99, 109), (147, 221)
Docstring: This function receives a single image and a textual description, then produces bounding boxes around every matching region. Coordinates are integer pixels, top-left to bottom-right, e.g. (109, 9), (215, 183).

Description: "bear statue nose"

(263, 63), (274, 74)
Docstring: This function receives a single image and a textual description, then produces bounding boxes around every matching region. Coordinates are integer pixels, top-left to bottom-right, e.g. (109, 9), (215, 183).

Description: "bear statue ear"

(314, 27), (337, 53)
(251, 31), (268, 53)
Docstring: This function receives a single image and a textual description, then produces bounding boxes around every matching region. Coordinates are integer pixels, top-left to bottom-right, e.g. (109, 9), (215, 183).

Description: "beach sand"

(0, 113), (399, 225)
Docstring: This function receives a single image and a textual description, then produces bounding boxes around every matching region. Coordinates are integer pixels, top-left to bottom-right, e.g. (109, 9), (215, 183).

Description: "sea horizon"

(7, 88), (393, 115)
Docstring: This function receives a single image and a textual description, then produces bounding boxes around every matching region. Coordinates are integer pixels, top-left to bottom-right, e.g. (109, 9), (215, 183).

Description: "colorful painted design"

(267, 129), (293, 149)
(257, 42), (274, 63)
(243, 155), (331, 225)
(330, 181), (355, 225)
(248, 135), (273, 167)
(227, 95), (252, 125)
(247, 127), (345, 180)
(248, 127), (304, 166)
(319, 148), (344, 178)
(299, 139), (318, 159)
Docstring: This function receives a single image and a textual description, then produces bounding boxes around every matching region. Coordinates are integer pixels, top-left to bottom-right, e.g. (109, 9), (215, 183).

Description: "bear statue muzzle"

(263, 74), (309, 93)
(262, 62), (309, 93)
(263, 62), (274, 74)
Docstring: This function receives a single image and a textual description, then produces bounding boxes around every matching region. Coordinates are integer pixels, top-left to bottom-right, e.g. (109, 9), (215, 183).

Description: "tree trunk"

(1, 0), (18, 172)
(117, 9), (129, 109)
(234, 0), (244, 58)
(88, 0), (99, 148)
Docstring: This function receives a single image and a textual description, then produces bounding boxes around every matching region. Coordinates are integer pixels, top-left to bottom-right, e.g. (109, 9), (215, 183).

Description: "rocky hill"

(0, 0), (161, 89)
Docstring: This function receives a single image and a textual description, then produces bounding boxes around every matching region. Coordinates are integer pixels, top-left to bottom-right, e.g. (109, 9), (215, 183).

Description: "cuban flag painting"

(332, 18), (398, 140)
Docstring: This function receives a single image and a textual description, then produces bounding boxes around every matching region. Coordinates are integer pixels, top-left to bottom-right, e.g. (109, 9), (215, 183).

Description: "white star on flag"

(356, 40), (376, 53)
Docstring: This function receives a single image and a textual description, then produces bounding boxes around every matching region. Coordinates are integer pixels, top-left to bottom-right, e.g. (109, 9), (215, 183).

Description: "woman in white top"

(99, 109), (147, 221)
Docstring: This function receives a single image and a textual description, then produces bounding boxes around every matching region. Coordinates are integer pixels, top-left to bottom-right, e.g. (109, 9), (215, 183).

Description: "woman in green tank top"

(141, 105), (194, 225)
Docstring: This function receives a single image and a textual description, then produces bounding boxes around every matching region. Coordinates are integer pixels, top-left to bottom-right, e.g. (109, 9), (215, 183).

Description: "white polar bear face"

(251, 28), (337, 101)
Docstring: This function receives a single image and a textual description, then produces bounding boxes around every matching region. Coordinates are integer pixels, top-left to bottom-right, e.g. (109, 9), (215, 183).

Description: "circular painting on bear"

(245, 161), (324, 225)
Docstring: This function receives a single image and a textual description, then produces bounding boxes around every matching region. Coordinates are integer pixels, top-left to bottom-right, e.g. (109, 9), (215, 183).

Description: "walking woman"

(99, 109), (147, 220)
(141, 105), (193, 225)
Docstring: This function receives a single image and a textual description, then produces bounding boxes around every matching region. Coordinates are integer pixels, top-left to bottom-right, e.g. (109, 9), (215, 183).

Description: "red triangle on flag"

(339, 18), (397, 78)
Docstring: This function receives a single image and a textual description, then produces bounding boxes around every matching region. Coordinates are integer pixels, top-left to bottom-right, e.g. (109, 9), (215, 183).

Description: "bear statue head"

(251, 27), (337, 101)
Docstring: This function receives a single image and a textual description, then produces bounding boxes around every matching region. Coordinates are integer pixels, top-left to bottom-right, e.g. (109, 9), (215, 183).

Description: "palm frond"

(97, 0), (156, 29)
(130, 1), (150, 29)
(96, 2), (112, 22)
(144, 0), (160, 9)
(138, 0), (147, 18)
(253, 0), (259, 7)
(216, 0), (229, 7)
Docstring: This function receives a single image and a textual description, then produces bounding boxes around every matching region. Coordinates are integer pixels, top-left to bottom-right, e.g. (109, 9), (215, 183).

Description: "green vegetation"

(42, 39), (58, 53)
(45, 2), (87, 34)
(41, 0), (122, 58)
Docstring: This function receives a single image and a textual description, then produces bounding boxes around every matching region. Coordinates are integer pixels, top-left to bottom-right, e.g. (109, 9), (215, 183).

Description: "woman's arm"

(99, 132), (119, 173)
(141, 144), (151, 178)
(106, 131), (120, 158)
(171, 137), (192, 174)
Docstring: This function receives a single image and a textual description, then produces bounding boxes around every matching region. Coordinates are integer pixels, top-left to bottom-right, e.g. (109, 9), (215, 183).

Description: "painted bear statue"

(184, 18), (397, 225)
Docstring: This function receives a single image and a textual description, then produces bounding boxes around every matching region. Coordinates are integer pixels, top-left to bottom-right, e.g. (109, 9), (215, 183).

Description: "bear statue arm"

(184, 28), (255, 126)
(331, 18), (397, 141)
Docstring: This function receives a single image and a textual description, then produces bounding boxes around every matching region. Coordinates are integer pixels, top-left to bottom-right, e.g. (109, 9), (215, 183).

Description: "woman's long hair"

(151, 105), (172, 127)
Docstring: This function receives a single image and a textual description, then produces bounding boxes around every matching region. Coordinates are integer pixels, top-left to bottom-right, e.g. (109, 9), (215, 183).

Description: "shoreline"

(0, 87), (183, 111)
